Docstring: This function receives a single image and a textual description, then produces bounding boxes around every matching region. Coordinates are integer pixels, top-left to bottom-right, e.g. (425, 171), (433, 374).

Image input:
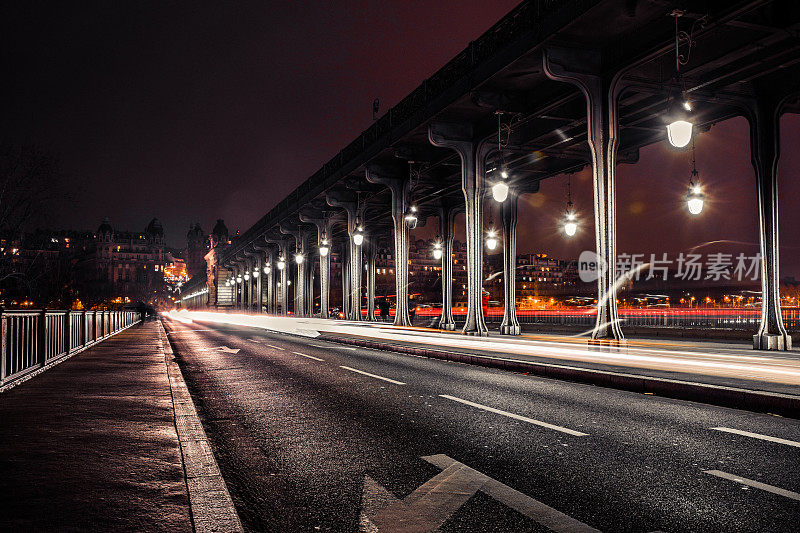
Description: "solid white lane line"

(439, 395), (589, 437)
(340, 366), (406, 385)
(293, 351), (324, 362)
(711, 427), (800, 448)
(265, 344), (285, 351)
(703, 470), (800, 501)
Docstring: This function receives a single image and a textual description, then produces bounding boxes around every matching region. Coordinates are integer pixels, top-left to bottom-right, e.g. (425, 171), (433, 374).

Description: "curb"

(158, 321), (244, 533)
(321, 334), (800, 419)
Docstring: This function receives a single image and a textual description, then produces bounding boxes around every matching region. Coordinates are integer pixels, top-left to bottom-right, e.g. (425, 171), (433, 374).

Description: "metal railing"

(1, 309), (141, 387)
(414, 307), (800, 332)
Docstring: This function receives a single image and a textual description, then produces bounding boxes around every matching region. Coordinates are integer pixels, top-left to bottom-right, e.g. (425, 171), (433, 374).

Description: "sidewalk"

(0, 320), (230, 532)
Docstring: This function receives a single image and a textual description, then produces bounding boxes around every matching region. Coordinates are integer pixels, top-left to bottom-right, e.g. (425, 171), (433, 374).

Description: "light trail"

(164, 311), (800, 385)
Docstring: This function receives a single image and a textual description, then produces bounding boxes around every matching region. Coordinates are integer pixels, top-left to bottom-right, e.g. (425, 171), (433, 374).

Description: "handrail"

(1, 309), (143, 388)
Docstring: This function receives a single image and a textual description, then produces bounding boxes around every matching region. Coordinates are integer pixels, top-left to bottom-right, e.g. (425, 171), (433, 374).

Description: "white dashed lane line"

(340, 366), (406, 385)
(711, 427), (800, 448)
(703, 470), (800, 501)
(293, 351), (325, 362)
(439, 394), (589, 437)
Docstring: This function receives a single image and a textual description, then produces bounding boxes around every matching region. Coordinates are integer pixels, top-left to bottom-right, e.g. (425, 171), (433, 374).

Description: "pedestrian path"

(0, 320), (194, 531)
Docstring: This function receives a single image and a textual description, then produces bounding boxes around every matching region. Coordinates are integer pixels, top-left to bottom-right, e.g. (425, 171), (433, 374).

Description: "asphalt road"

(162, 316), (800, 533)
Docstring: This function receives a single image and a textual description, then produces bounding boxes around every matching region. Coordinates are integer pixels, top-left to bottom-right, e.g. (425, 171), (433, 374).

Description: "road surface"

(162, 316), (800, 532)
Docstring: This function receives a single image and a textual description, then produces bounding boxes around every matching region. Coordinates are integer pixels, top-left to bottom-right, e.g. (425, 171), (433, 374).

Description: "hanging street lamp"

(404, 206), (418, 229)
(353, 223), (365, 246)
(277, 256), (286, 270)
(263, 263), (272, 274)
(485, 229), (499, 251)
(432, 241), (443, 260)
(318, 237), (330, 257)
(686, 139), (705, 215)
(294, 252), (304, 264)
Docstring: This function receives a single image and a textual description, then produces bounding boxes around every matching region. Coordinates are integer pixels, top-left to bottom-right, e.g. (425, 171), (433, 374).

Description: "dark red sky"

(4, 1), (799, 277)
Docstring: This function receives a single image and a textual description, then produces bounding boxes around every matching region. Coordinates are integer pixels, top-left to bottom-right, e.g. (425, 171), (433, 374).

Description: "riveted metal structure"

(179, 0), (800, 350)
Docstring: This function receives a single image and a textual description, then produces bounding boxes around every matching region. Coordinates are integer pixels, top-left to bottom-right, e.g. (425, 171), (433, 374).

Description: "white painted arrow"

(360, 454), (600, 533)
(202, 346), (240, 354)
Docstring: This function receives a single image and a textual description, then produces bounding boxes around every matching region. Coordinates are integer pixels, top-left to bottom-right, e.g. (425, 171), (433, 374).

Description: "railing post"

(64, 310), (71, 355)
(38, 308), (47, 365)
(82, 310), (87, 346)
(1, 308), (6, 382)
(93, 311), (98, 342)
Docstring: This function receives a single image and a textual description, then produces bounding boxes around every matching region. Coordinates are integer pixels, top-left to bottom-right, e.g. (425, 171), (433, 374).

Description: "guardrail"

(1, 309), (142, 388)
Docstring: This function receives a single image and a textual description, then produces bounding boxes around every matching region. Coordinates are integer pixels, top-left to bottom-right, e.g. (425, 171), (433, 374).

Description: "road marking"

(201, 346), (240, 354)
(265, 344), (285, 351)
(711, 427), (800, 448)
(293, 351), (324, 362)
(703, 470), (800, 501)
(340, 366), (405, 385)
(361, 454), (600, 533)
(439, 395), (589, 437)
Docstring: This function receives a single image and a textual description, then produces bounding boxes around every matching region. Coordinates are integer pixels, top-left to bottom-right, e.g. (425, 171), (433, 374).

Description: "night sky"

(4, 1), (799, 277)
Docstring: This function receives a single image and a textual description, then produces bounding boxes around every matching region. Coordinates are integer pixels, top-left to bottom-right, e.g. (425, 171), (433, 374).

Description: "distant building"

(185, 223), (208, 279)
(0, 217), (171, 308)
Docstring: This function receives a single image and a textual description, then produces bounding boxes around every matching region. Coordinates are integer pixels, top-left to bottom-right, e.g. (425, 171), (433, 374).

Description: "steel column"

(747, 84), (793, 350)
(366, 165), (412, 327)
(438, 202), (458, 331)
(543, 47), (625, 344)
(429, 123), (489, 336)
(365, 238), (377, 321)
(500, 192), (521, 335)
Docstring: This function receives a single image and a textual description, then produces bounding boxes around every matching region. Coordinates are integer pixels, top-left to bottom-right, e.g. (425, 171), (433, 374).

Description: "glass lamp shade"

(686, 184), (705, 215)
(294, 253), (304, 264)
(563, 211), (578, 237)
(236, 277), (242, 284)
(277, 259), (286, 270)
(243, 273), (250, 281)
(353, 232), (364, 246)
(492, 182), (509, 202)
(485, 231), (498, 251)
(319, 240), (330, 257)
(666, 120), (693, 148)
(433, 247), (443, 260)
(252, 270), (259, 278)
(263, 265), (271, 274)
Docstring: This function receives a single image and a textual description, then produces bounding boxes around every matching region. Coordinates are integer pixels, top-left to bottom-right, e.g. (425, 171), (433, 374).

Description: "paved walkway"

(0, 320), (192, 532)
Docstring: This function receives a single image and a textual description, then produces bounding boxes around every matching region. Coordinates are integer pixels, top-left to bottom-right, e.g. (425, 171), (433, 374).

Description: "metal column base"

(439, 322), (456, 331)
(753, 333), (792, 351)
(463, 330), (489, 337)
(499, 325), (521, 336)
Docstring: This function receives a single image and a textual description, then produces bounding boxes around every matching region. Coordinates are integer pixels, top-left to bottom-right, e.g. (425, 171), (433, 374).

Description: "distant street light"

(563, 211), (578, 237)
(687, 184), (705, 215)
(485, 229), (498, 251)
(294, 253), (304, 264)
(244, 273), (250, 281)
(404, 206), (418, 229)
(353, 224), (365, 246)
(252, 270), (259, 278)
(263, 263), (271, 274)
(686, 138), (705, 215)
(432, 241), (443, 260)
(319, 238), (330, 257)
(277, 257), (286, 270)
